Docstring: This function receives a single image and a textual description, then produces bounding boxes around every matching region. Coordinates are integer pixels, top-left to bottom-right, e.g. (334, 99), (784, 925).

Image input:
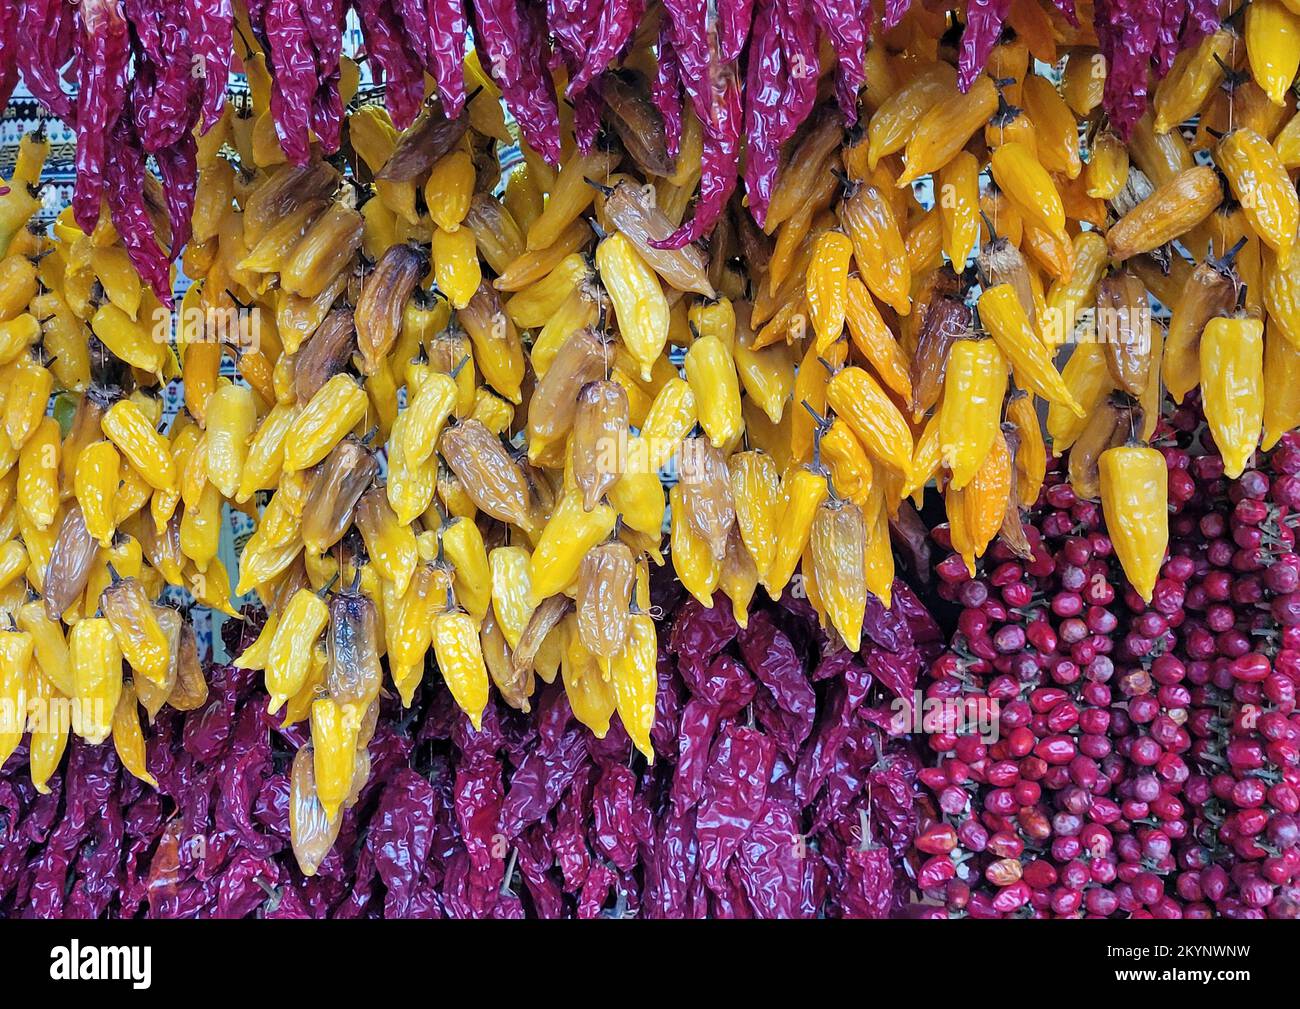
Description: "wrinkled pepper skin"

(326, 585), (383, 710)
(311, 696), (361, 821)
(576, 540), (634, 667)
(572, 380), (629, 511)
(290, 743), (343, 875)
(1164, 254), (1239, 403)
(597, 231), (670, 381)
(683, 334), (743, 449)
(440, 419), (536, 531)
(826, 366), (914, 481)
(1217, 128), (1299, 257)
(979, 283), (1082, 414)
(1106, 166), (1222, 261)
(728, 449), (780, 583)
(101, 575), (170, 686)
(531, 494), (617, 603)
(810, 495), (867, 650)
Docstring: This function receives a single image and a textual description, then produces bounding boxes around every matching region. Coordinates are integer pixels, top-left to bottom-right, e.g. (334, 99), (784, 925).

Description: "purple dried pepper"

(567, 0), (644, 97)
(1095, 0), (1161, 139)
(356, 0), (425, 128)
(134, 0), (202, 153)
(776, 0), (819, 127)
(870, 649), (920, 712)
(958, 0), (1012, 93)
(718, 0), (755, 62)
(451, 755), (503, 904)
(547, 0), (601, 62)
(869, 746), (920, 863)
(672, 699), (722, 813)
(651, 646), (684, 759)
(392, 0), (431, 64)
(892, 581), (945, 647)
(367, 772), (438, 916)
(737, 611), (817, 750)
(473, 0), (563, 165)
(428, 0), (470, 116)
(551, 766), (593, 891)
(73, 0), (131, 232)
(651, 22), (684, 160)
(311, 71), (344, 153)
(125, 0), (162, 62)
(591, 762), (639, 871)
(863, 591), (914, 652)
(653, 72), (741, 247)
(696, 723), (776, 894)
(1184, 0), (1218, 44)
(669, 596), (739, 677)
(301, 0), (344, 74)
(194, 0), (235, 131)
(18, 0), (76, 120)
(734, 797), (804, 917)
(743, 0), (784, 227)
(645, 804), (698, 917)
(0, 0), (19, 110)
(262, 0), (318, 166)
(1154, 0), (1186, 77)
(841, 833), (895, 918)
(300, 0), (345, 150)
(811, 0), (867, 121)
(883, 0), (913, 30)
(794, 661), (872, 805)
(742, 0), (819, 228)
(573, 84), (603, 155)
(577, 861), (617, 917)
(499, 728), (588, 837)
(104, 115), (173, 305)
(688, 653), (757, 713)
(154, 134), (198, 259)
(470, 0), (522, 87)
(514, 826), (566, 917)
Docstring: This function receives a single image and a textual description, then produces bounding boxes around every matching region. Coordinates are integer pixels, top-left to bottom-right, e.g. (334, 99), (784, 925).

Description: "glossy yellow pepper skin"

(266, 589), (330, 714)
(609, 611), (657, 762)
(939, 339), (1007, 491)
(69, 617), (122, 746)
(1200, 313), (1266, 479)
(432, 608), (491, 731)
(1099, 444), (1169, 602)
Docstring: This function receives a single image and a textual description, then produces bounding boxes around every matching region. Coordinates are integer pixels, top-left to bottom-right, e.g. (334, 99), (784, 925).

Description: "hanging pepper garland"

(1, 0), (1217, 297)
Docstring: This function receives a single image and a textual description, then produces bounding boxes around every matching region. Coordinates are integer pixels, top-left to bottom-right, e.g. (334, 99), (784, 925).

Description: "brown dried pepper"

(576, 539), (635, 669)
(356, 243), (426, 375)
(572, 380), (629, 512)
(301, 438), (380, 555)
(439, 418), (537, 531)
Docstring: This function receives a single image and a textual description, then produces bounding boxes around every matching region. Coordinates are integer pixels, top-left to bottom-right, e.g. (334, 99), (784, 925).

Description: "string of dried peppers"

(0, 0), (1298, 916)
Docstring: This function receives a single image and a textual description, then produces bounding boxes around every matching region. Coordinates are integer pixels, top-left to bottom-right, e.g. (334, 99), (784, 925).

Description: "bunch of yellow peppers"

(6, 0), (1300, 874)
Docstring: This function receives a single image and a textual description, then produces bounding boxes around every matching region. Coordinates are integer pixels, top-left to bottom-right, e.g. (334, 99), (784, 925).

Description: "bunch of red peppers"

(912, 407), (1300, 918)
